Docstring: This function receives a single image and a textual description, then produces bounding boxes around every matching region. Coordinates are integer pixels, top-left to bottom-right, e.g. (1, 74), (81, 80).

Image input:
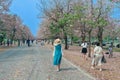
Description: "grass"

(113, 48), (120, 52)
(103, 46), (120, 52)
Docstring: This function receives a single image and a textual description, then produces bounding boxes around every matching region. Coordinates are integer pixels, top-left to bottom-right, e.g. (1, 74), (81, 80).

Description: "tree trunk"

(81, 22), (86, 42)
(111, 38), (114, 49)
(71, 36), (73, 45)
(98, 27), (103, 47)
(88, 30), (92, 57)
(63, 28), (68, 50)
(64, 34), (68, 50)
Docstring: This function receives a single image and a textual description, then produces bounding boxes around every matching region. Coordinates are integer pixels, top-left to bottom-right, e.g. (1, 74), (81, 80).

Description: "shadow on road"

(60, 67), (77, 71)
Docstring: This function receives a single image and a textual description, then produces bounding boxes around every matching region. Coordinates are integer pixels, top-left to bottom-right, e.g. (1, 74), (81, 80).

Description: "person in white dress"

(91, 42), (104, 71)
(81, 41), (88, 60)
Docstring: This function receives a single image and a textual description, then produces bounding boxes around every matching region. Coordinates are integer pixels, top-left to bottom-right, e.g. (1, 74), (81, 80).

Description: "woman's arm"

(53, 47), (55, 56)
(61, 46), (64, 56)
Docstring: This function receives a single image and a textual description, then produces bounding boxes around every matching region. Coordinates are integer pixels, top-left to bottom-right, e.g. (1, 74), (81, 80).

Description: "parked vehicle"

(91, 41), (106, 46)
(116, 44), (120, 48)
(102, 42), (106, 46)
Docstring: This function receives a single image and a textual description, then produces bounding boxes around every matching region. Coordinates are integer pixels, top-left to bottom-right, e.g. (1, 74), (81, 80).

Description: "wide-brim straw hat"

(54, 38), (61, 44)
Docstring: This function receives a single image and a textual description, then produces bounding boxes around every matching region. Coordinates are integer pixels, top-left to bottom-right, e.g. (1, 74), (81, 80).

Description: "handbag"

(101, 55), (107, 63)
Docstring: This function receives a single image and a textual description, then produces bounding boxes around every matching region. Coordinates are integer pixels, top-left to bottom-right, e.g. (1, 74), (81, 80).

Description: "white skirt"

(91, 53), (103, 66)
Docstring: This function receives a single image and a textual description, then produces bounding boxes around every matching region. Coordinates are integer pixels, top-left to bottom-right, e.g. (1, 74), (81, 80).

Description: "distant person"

(53, 38), (63, 72)
(7, 39), (9, 46)
(81, 41), (88, 60)
(27, 39), (30, 47)
(91, 42), (104, 71)
(108, 46), (113, 58)
(22, 39), (25, 44)
(18, 39), (20, 47)
(36, 40), (38, 44)
(31, 40), (34, 44)
(41, 40), (44, 46)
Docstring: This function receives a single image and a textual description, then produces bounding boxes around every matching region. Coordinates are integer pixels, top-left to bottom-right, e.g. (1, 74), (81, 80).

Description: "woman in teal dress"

(53, 38), (63, 71)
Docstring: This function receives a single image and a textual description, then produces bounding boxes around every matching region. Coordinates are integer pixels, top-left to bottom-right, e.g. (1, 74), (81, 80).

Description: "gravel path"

(0, 44), (95, 80)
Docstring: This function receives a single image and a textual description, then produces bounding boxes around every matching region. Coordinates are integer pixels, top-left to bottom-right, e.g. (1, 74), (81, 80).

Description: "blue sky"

(10, 0), (40, 37)
(9, 0), (120, 37)
(111, 7), (120, 19)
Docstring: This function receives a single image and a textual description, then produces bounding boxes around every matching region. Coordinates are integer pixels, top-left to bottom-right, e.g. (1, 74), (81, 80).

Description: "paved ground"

(0, 44), (95, 80)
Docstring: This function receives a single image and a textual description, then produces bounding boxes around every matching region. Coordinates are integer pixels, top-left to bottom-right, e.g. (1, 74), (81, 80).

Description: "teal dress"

(53, 44), (62, 65)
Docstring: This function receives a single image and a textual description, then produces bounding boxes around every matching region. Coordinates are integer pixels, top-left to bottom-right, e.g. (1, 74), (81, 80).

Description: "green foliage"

(0, 19), (6, 43)
(109, 0), (120, 3)
(73, 5), (86, 20)
(86, 19), (96, 28)
(49, 22), (60, 36)
(58, 13), (74, 26)
(97, 17), (108, 27)
(0, 36), (3, 43)
(72, 36), (79, 42)
(0, 19), (4, 27)
(0, 32), (6, 43)
(49, 13), (75, 37)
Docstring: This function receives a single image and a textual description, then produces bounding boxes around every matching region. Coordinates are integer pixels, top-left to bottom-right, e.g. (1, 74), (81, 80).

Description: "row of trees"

(0, 0), (34, 46)
(37, 0), (120, 56)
